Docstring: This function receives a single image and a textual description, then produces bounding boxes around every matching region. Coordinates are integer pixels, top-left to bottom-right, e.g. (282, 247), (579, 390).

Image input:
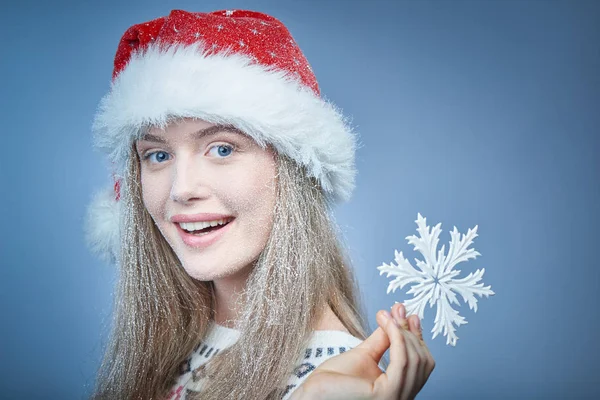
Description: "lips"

(175, 217), (234, 248)
(171, 213), (233, 223)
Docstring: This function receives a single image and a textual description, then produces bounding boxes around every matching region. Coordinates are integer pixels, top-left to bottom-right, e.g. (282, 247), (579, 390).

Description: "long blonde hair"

(92, 143), (373, 399)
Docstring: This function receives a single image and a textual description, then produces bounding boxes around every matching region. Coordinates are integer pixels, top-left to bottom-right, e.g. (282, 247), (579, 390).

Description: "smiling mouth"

(178, 217), (234, 236)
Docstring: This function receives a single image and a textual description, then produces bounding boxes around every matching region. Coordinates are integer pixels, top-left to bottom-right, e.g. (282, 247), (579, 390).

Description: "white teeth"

(179, 218), (231, 232)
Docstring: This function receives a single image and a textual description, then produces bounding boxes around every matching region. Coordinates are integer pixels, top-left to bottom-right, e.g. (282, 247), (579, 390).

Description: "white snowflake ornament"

(377, 213), (494, 346)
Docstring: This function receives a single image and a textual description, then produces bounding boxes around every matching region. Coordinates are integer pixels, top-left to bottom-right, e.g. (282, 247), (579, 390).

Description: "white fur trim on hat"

(92, 43), (357, 203)
(85, 185), (120, 263)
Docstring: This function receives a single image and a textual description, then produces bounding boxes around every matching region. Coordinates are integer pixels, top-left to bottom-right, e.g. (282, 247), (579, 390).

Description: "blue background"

(1, 0), (598, 398)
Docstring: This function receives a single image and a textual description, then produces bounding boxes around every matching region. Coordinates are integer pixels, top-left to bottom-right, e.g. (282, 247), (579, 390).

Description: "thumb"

(355, 310), (392, 363)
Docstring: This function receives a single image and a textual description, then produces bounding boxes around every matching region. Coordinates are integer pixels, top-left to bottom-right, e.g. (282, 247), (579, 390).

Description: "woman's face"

(135, 118), (277, 281)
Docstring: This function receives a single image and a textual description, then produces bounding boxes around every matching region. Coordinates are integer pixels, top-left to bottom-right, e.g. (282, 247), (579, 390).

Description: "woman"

(86, 9), (434, 400)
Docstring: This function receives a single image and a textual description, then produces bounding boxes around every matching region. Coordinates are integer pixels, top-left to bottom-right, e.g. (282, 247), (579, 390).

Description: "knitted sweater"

(166, 320), (368, 399)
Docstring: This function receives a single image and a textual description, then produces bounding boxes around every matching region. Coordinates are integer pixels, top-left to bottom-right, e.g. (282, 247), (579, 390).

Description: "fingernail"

(382, 310), (391, 319)
(415, 318), (421, 330)
(399, 304), (406, 319)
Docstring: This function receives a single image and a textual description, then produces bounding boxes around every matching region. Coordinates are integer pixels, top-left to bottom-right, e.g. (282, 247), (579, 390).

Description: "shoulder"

(314, 305), (352, 334)
(282, 329), (363, 400)
(306, 305), (364, 360)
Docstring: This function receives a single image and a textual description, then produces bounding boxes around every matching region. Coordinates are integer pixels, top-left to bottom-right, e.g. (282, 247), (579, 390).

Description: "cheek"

(230, 165), (275, 209)
(140, 172), (168, 219)
(217, 161), (277, 229)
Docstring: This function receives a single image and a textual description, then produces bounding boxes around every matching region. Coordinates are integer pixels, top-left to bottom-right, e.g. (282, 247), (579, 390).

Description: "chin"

(180, 262), (220, 281)
(180, 259), (236, 281)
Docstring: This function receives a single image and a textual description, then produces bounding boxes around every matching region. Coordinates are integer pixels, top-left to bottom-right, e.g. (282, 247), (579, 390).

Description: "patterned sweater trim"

(166, 321), (369, 399)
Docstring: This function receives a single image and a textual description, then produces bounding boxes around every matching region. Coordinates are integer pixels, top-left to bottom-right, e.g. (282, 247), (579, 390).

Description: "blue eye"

(143, 151), (170, 163)
(209, 144), (234, 158)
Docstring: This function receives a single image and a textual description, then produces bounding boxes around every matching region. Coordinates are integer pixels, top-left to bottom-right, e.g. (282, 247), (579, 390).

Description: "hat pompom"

(85, 185), (121, 263)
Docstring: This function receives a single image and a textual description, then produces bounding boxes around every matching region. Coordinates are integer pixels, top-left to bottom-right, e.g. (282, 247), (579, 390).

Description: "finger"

(407, 317), (436, 391)
(390, 305), (432, 399)
(390, 304), (423, 399)
(398, 325), (420, 400)
(395, 309), (427, 361)
(407, 316), (429, 398)
(392, 303), (410, 330)
(406, 315), (427, 381)
(395, 311), (425, 364)
(375, 310), (408, 396)
(408, 314), (424, 344)
(422, 338), (436, 381)
(355, 310), (391, 363)
(408, 316), (435, 380)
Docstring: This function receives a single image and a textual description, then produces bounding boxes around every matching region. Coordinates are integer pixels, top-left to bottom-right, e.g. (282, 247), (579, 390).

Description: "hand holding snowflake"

(377, 213), (494, 346)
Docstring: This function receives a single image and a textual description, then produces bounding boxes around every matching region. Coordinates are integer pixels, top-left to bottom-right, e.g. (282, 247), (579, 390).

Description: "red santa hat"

(86, 9), (357, 262)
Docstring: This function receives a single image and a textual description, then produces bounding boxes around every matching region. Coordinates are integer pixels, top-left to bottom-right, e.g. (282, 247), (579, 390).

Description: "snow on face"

(136, 118), (277, 284)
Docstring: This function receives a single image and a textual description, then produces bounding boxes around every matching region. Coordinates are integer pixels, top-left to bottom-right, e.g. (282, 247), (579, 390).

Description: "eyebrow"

(138, 124), (245, 144)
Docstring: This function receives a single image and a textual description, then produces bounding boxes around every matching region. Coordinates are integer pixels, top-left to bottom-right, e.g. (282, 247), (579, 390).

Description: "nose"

(169, 154), (210, 203)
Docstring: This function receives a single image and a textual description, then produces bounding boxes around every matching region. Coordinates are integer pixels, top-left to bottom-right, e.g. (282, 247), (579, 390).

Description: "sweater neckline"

(209, 320), (359, 335)
(205, 320), (363, 346)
